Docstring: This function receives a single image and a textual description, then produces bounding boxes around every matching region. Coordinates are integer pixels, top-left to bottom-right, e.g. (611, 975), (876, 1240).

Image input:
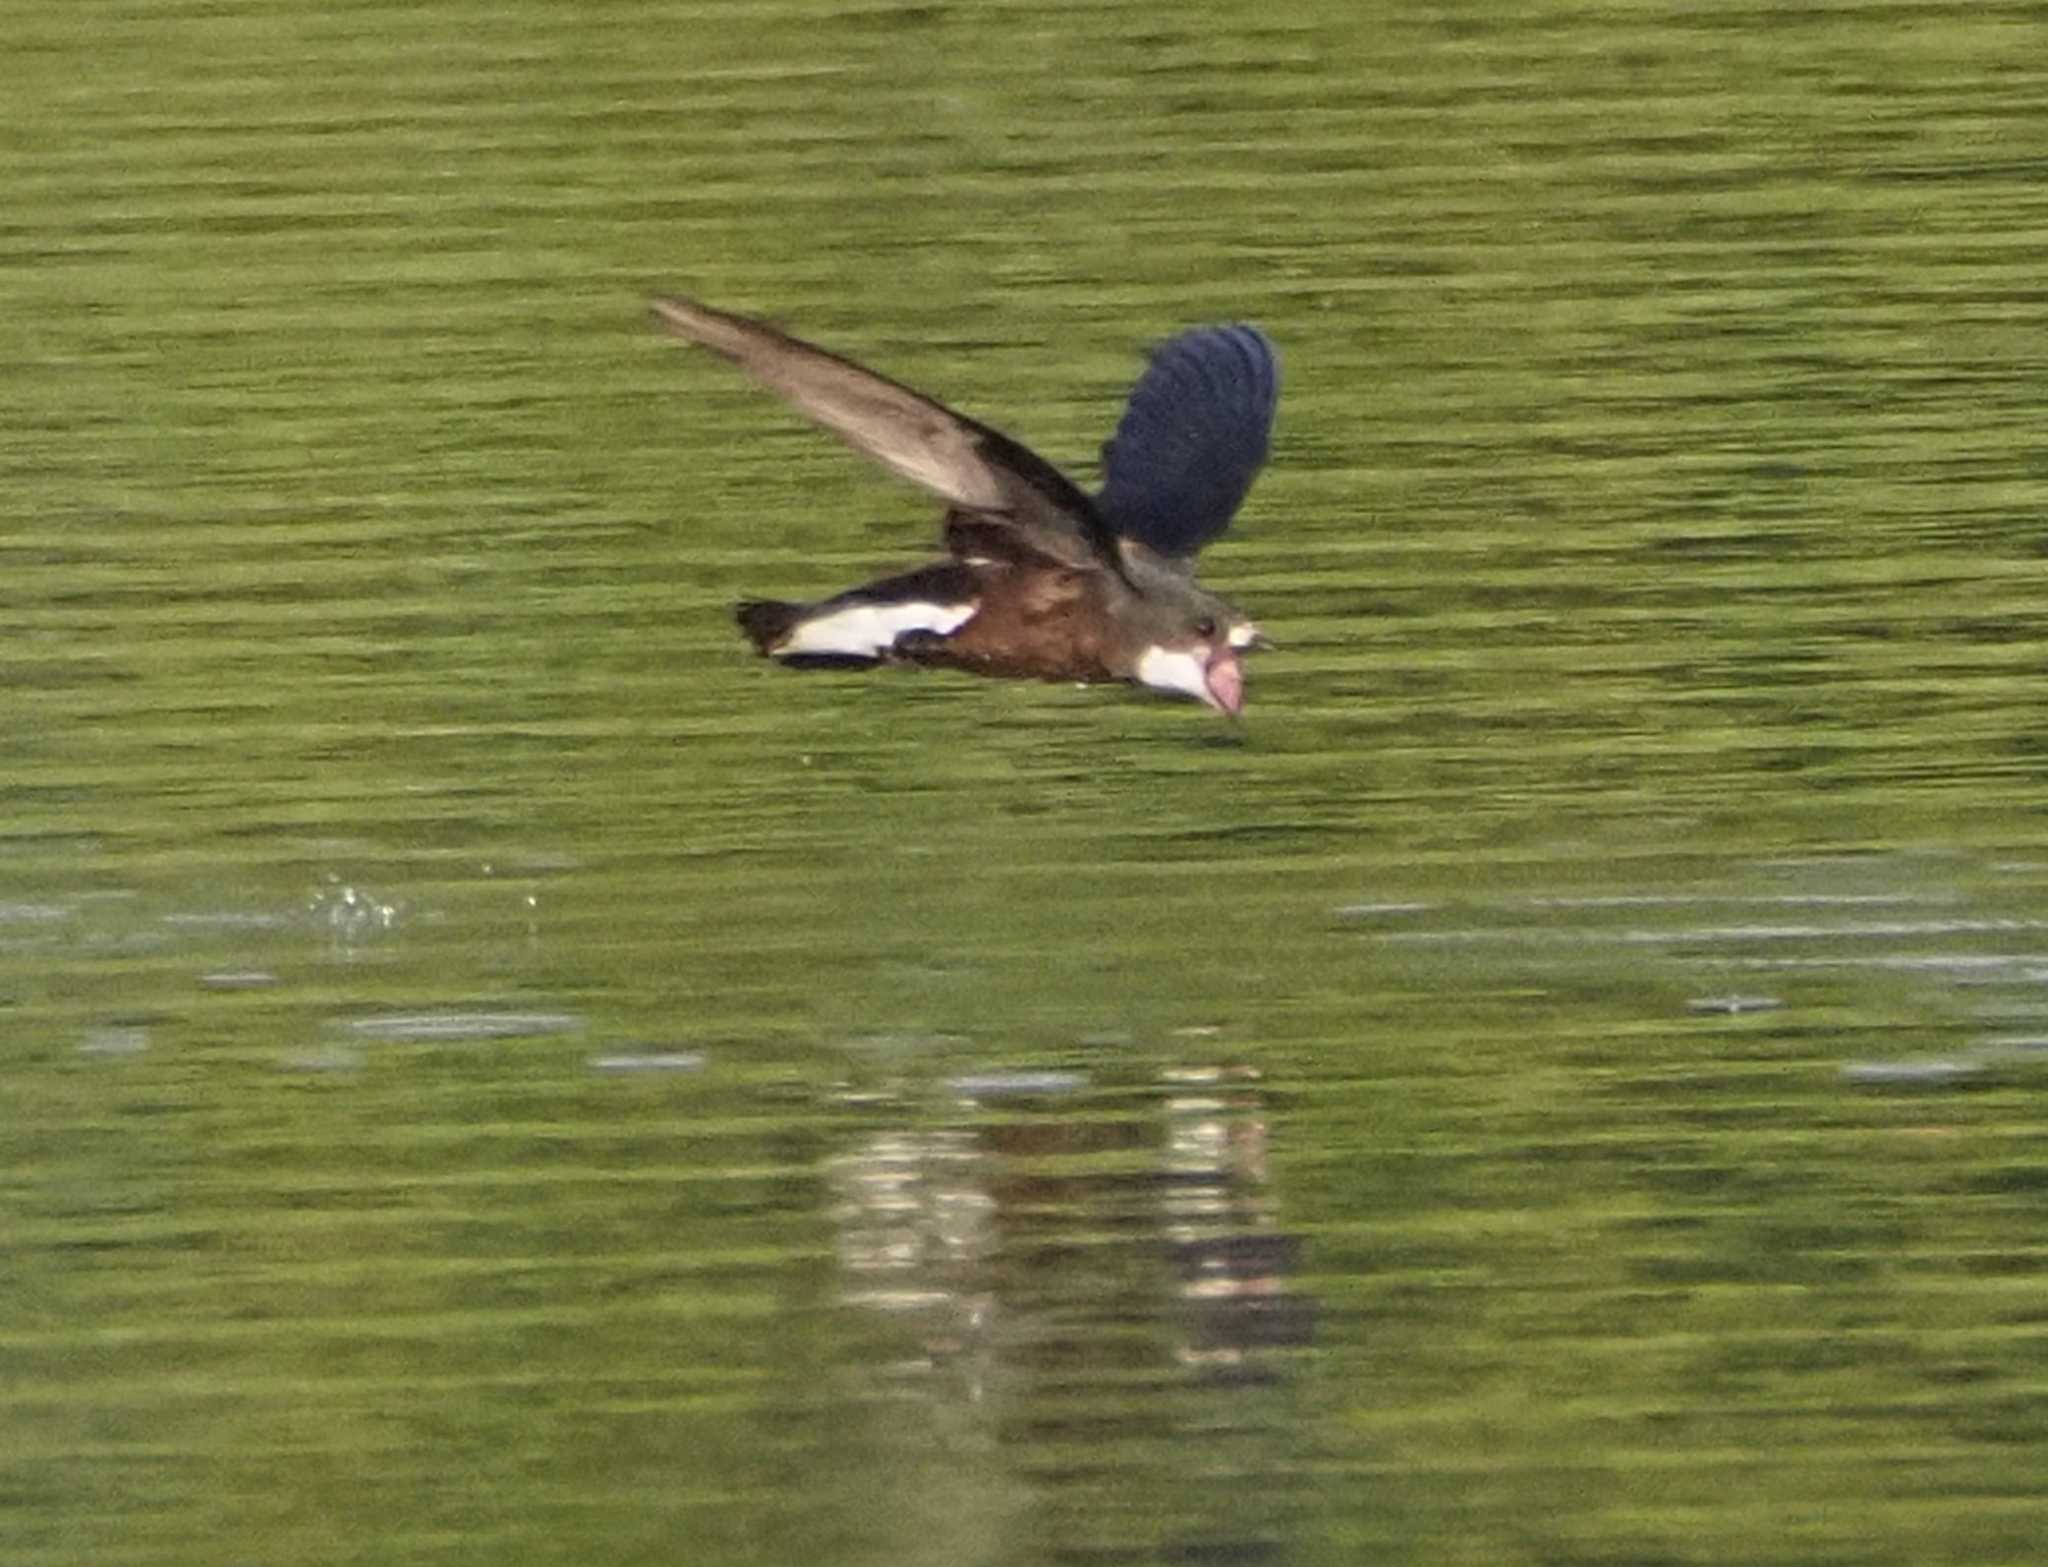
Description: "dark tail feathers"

(735, 599), (804, 655)
(735, 599), (884, 668)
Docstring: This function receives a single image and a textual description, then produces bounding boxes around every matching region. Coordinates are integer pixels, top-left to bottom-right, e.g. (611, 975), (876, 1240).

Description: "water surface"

(6, 2), (2048, 1563)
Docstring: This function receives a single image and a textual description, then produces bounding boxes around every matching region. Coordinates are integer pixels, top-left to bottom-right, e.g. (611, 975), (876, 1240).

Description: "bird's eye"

(1194, 616), (1217, 639)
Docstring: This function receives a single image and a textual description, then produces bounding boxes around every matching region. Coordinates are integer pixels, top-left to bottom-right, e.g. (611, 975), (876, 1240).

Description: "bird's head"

(1117, 552), (1268, 717)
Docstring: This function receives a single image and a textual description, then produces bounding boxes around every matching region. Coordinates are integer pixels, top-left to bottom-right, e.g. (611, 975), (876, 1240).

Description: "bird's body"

(651, 295), (1279, 716)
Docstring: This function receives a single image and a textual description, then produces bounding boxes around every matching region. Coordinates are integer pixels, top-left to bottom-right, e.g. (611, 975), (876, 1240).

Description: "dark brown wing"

(651, 296), (1123, 574)
(942, 509), (1080, 570)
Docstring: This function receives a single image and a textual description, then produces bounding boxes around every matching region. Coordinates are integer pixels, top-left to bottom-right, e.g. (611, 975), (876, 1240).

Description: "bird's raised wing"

(651, 296), (1123, 574)
(1096, 324), (1279, 560)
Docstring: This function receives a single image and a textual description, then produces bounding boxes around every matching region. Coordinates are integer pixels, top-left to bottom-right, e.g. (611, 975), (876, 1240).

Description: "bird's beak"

(1204, 648), (1246, 718)
(1229, 621), (1273, 653)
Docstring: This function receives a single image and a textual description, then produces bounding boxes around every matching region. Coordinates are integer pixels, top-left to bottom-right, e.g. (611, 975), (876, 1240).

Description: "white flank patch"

(778, 600), (975, 659)
(1134, 645), (1212, 706)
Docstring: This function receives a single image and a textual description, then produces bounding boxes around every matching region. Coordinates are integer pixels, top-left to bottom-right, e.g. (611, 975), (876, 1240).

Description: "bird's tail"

(735, 599), (807, 655)
(736, 575), (978, 668)
(734, 598), (891, 668)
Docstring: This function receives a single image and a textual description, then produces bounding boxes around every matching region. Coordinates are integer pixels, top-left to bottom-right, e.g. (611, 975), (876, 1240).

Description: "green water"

(7, 2), (2048, 1563)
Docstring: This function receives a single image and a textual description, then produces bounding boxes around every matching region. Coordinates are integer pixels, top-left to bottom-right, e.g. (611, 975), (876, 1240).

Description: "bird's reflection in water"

(828, 1063), (1315, 1561)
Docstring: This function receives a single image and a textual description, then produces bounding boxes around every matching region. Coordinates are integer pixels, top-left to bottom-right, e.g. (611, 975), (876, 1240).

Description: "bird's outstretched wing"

(1096, 324), (1279, 560)
(651, 296), (1123, 574)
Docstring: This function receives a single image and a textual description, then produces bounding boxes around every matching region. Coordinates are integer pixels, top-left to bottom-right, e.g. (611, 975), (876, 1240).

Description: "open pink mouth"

(1204, 651), (1245, 717)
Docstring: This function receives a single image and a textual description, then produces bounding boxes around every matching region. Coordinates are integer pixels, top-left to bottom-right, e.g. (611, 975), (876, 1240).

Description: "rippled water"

(7, 2), (2048, 1563)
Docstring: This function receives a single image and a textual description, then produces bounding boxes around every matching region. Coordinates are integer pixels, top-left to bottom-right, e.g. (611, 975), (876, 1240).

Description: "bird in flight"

(651, 295), (1280, 716)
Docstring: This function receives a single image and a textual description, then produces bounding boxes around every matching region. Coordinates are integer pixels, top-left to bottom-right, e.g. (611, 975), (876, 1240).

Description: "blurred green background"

(6, 2), (2048, 1563)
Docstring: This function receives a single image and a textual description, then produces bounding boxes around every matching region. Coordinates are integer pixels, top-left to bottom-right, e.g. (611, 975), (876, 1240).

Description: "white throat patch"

(1134, 645), (1212, 706)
